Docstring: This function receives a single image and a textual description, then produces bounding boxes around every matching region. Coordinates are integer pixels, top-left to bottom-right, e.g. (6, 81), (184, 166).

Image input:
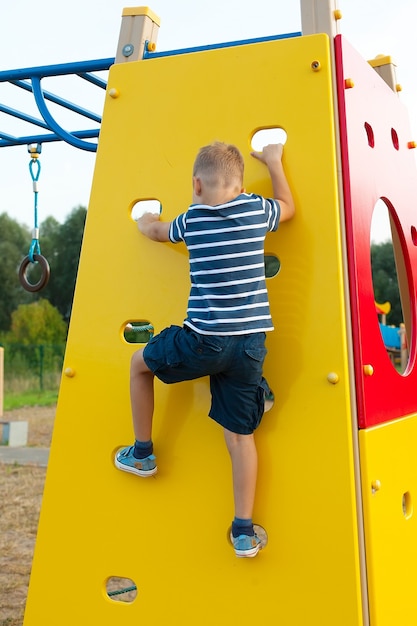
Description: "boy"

(115, 141), (295, 557)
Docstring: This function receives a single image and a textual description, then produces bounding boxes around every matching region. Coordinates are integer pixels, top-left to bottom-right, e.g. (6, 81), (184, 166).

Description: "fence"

(1, 342), (65, 393)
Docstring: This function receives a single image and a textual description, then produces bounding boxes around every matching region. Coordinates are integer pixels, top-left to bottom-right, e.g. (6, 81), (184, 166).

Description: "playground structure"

(1, 1), (417, 625)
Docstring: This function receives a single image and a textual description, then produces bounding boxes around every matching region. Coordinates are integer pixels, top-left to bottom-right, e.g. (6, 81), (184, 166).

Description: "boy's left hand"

(136, 211), (171, 242)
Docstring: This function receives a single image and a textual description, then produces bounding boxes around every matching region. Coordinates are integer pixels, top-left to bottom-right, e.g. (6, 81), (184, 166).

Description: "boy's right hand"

(251, 143), (284, 167)
(250, 143), (295, 223)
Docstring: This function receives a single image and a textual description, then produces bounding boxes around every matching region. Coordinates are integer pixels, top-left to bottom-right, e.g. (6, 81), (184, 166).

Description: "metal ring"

(18, 254), (50, 292)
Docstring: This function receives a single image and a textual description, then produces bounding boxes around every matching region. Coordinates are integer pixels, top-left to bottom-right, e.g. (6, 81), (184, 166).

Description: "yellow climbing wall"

(24, 33), (365, 625)
(359, 414), (417, 625)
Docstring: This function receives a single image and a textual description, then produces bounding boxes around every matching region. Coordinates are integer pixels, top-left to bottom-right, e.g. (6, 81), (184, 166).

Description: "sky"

(1, 0), (416, 242)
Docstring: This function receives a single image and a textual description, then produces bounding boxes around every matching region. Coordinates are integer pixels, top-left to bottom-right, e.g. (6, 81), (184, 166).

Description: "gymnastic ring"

(18, 254), (50, 292)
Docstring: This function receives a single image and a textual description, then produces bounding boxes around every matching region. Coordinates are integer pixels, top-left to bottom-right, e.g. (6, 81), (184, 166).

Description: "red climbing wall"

(335, 35), (417, 428)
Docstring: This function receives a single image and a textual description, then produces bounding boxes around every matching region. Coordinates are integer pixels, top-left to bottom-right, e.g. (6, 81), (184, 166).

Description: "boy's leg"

(224, 429), (258, 519)
(115, 348), (157, 477)
(224, 428), (262, 557)
(130, 348), (154, 442)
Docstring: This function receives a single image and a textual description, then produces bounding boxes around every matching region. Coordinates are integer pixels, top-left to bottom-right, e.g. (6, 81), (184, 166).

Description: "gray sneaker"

(233, 533), (262, 558)
(115, 446), (157, 477)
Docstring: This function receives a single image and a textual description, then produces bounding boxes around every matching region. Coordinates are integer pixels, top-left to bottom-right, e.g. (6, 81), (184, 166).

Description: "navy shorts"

(142, 325), (269, 434)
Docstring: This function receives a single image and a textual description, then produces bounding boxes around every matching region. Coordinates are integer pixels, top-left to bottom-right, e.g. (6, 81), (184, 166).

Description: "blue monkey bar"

(0, 30), (301, 153)
(0, 58), (114, 152)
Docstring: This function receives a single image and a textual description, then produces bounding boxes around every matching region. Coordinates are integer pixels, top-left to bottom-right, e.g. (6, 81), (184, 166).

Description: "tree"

(41, 206), (86, 321)
(10, 298), (67, 345)
(5, 299), (66, 388)
(0, 213), (30, 331)
(371, 241), (402, 326)
(0, 207), (86, 334)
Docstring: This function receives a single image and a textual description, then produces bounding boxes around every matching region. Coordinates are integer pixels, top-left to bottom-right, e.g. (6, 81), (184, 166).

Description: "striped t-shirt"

(169, 192), (280, 336)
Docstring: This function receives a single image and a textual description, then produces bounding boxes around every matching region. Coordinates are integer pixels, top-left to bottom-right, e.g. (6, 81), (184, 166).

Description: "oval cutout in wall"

(265, 254), (281, 278)
(106, 576), (137, 603)
(131, 199), (161, 221)
(251, 128), (287, 152)
(364, 122), (375, 148)
(123, 321), (154, 344)
(370, 199), (411, 374)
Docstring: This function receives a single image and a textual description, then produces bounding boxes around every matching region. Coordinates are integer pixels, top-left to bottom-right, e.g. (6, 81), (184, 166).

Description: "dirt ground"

(1, 405), (56, 449)
(0, 405), (134, 625)
(0, 405), (55, 626)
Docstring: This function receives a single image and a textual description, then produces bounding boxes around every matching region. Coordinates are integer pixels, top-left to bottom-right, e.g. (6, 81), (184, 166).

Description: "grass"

(3, 389), (58, 411)
(0, 402), (133, 624)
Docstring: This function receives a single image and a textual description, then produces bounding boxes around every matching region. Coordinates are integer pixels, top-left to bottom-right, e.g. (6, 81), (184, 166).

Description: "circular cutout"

(264, 254), (281, 278)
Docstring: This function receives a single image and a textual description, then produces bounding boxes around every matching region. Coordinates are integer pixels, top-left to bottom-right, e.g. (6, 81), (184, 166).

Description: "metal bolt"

(327, 372), (339, 384)
(122, 44), (134, 57)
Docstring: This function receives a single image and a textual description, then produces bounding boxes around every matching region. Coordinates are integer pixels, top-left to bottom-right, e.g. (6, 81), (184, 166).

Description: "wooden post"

(368, 55), (400, 93)
(300, 0), (341, 38)
(115, 6), (160, 64)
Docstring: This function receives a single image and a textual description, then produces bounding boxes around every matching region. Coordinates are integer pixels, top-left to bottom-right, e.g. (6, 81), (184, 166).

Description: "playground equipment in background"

(17, 144), (51, 292)
(379, 322), (408, 369)
(375, 300), (408, 369)
(0, 55), (113, 292)
(374, 299), (391, 323)
(0, 58), (111, 150)
(0, 2), (414, 625)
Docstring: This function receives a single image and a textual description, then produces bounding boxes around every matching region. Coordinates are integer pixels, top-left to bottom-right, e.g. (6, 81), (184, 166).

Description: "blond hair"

(193, 141), (244, 188)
